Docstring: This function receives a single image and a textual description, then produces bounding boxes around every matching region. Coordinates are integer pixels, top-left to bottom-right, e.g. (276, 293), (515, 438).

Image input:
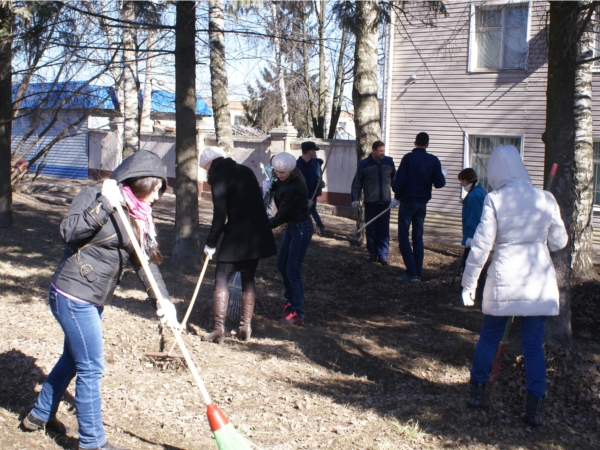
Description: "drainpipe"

(383, 5), (395, 154)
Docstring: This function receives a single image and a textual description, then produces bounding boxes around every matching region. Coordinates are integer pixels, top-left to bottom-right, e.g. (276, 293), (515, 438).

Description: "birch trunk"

(328, 25), (348, 139)
(271, 1), (289, 124)
(316, 0), (326, 138)
(0, 3), (13, 228)
(301, 10), (318, 135)
(209, 0), (234, 157)
(121, 2), (139, 158)
(543, 0), (595, 348)
(351, 0), (381, 241)
(141, 30), (155, 134)
(171, 0), (200, 268)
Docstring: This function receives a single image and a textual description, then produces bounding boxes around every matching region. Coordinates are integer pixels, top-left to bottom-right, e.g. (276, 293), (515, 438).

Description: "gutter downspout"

(384, 5), (395, 154)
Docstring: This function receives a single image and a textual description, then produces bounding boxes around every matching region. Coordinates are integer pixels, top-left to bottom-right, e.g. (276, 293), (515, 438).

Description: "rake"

(114, 202), (255, 449)
(346, 203), (398, 246)
(145, 255), (210, 359)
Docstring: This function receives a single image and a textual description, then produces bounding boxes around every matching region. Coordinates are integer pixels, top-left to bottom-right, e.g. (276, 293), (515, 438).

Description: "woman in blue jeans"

(461, 145), (568, 427)
(21, 151), (179, 450)
(264, 152), (313, 326)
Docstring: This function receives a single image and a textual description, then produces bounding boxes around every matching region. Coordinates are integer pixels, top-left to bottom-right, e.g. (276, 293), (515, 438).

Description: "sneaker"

(377, 257), (389, 266)
(281, 302), (292, 318)
(396, 273), (420, 282)
(366, 255), (379, 263)
(22, 412), (71, 435)
(79, 442), (129, 450)
(280, 311), (304, 325)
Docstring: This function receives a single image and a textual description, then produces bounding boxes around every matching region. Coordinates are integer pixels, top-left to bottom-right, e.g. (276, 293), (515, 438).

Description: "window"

(471, 3), (529, 71)
(467, 134), (522, 192)
(593, 142), (600, 205)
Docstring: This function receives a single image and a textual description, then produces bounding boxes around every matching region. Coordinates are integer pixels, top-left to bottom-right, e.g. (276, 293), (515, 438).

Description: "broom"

(114, 200), (256, 449)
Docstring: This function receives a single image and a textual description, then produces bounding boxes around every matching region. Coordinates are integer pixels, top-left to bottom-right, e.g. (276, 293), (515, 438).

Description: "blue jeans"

(31, 287), (106, 449)
(277, 218), (313, 318)
(398, 202), (427, 277)
(471, 315), (547, 398)
(365, 202), (391, 259)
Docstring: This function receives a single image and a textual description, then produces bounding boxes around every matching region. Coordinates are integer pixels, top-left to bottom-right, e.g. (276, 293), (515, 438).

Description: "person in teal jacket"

(459, 168), (487, 248)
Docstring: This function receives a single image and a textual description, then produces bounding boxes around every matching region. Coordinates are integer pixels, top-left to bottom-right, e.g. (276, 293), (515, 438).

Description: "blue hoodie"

(392, 148), (445, 203)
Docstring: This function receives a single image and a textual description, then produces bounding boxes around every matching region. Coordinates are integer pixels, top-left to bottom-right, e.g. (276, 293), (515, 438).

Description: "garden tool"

(145, 255), (210, 359)
(114, 202), (255, 450)
(346, 202), (399, 246)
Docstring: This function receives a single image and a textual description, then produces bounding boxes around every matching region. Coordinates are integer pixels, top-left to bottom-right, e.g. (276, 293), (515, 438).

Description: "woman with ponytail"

(21, 151), (176, 450)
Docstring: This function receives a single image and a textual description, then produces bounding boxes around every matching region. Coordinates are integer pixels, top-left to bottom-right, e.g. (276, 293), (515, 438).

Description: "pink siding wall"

(388, 1), (556, 223)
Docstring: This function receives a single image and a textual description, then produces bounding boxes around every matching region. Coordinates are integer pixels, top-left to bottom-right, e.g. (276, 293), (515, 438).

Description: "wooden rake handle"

(114, 202), (213, 406)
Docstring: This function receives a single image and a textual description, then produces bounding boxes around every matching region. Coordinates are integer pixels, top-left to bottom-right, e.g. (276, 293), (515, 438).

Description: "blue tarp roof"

(12, 81), (119, 110)
(151, 90), (213, 116)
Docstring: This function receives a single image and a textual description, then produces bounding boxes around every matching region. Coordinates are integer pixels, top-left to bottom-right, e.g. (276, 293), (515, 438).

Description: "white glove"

(204, 245), (216, 260)
(465, 238), (473, 248)
(390, 199), (400, 208)
(101, 179), (123, 208)
(262, 180), (272, 192)
(308, 199), (314, 208)
(441, 166), (448, 178)
(157, 298), (179, 328)
(351, 201), (359, 208)
(462, 289), (475, 306)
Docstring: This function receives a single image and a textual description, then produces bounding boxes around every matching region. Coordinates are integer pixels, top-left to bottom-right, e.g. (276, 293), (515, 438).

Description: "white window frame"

(468, 1), (532, 73)
(462, 132), (525, 196)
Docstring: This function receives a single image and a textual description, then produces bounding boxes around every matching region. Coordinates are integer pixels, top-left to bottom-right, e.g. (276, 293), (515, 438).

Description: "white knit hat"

(271, 152), (297, 172)
(199, 147), (227, 169)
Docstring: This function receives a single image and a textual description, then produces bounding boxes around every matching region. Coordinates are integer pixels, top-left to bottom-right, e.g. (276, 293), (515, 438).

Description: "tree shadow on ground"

(0, 349), (79, 449)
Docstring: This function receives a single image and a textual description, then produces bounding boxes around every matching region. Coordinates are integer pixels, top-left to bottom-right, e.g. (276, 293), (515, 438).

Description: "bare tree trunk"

(0, 3), (13, 228)
(328, 25), (348, 139)
(315, 0), (326, 138)
(141, 30), (155, 134)
(171, 0), (200, 269)
(121, 2), (139, 158)
(543, 0), (595, 348)
(271, 1), (289, 124)
(301, 8), (318, 135)
(351, 1), (381, 241)
(209, 0), (234, 157)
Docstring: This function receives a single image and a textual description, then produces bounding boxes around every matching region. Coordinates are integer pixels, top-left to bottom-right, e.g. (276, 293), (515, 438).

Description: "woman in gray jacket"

(462, 145), (568, 427)
(21, 151), (178, 450)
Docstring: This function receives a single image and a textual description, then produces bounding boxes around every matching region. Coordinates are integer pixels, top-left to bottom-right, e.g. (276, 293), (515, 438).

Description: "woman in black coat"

(200, 147), (277, 343)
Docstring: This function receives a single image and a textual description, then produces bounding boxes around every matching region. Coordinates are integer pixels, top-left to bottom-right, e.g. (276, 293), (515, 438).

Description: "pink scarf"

(123, 185), (156, 259)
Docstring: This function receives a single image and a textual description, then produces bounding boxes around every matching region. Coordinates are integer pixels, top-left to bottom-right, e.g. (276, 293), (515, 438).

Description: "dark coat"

(205, 158), (277, 262)
(461, 183), (487, 246)
(52, 150), (169, 305)
(269, 170), (310, 228)
(296, 156), (322, 199)
(351, 154), (396, 204)
(392, 147), (446, 204)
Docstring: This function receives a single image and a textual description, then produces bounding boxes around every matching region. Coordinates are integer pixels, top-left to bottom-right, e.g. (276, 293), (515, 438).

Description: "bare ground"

(1, 191), (599, 450)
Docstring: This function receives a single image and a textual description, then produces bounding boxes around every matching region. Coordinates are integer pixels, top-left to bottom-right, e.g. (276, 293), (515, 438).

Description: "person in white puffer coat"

(461, 145), (568, 427)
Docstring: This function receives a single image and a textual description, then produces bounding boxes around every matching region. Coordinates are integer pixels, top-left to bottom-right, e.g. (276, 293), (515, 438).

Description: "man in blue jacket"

(393, 132), (446, 281)
(296, 141), (325, 234)
(351, 140), (398, 265)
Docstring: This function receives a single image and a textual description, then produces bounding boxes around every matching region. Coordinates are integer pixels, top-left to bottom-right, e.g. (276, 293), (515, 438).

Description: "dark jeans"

(276, 218), (313, 318)
(398, 202), (427, 277)
(310, 200), (324, 229)
(471, 315), (547, 398)
(364, 202), (391, 259)
(31, 287), (107, 449)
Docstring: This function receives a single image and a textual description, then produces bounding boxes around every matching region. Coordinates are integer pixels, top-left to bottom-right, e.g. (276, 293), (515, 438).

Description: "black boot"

(466, 379), (486, 408)
(520, 392), (544, 427)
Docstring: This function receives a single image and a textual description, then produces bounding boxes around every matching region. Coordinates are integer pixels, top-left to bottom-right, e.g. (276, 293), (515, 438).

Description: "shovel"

(346, 202), (398, 246)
